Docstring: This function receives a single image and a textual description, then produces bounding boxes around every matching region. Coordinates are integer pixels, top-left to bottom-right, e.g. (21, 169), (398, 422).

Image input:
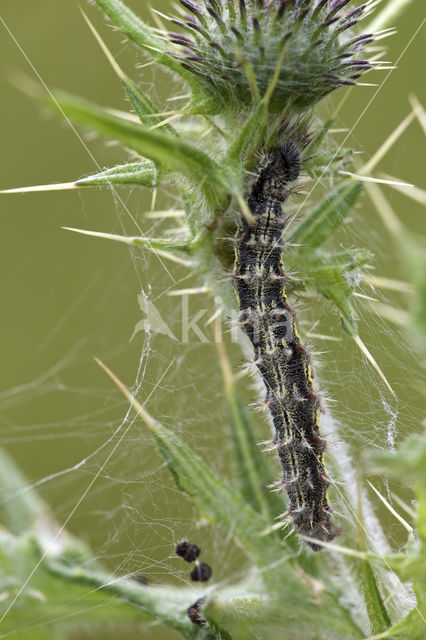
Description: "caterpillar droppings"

(233, 141), (339, 550)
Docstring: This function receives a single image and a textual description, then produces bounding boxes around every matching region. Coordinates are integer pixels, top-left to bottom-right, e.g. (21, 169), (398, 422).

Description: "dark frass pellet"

(175, 540), (201, 563)
(187, 597), (206, 626)
(190, 562), (212, 582)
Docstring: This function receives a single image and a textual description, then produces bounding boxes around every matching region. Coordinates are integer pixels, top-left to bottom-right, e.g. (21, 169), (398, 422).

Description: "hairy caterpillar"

(233, 142), (338, 550)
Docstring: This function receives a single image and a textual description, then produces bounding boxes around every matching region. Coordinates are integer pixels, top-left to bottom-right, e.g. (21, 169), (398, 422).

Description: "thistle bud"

(170, 0), (373, 111)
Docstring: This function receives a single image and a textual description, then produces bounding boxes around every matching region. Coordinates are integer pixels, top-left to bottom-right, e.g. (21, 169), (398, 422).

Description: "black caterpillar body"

(233, 142), (338, 550)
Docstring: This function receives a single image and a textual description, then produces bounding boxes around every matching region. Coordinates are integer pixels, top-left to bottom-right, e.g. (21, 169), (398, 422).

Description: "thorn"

(149, 113), (183, 130)
(339, 171), (414, 188)
(80, 9), (126, 81)
(368, 301), (409, 327)
(379, 174), (426, 205)
(308, 332), (341, 342)
(144, 209), (186, 219)
(205, 307), (222, 327)
(364, 275), (414, 294)
(148, 248), (192, 268)
(0, 182), (77, 194)
(353, 334), (395, 396)
(151, 8), (173, 23)
(257, 521), (288, 536)
(167, 286), (209, 296)
(353, 292), (378, 302)
(104, 107), (140, 123)
(95, 358), (160, 432)
(367, 480), (413, 533)
(63, 226), (134, 244)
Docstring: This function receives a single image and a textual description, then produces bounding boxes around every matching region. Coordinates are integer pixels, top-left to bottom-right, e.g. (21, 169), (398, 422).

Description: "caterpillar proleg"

(233, 142), (338, 550)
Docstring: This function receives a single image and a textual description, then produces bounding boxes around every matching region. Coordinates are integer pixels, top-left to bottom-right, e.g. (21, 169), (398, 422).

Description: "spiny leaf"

(304, 148), (353, 179)
(76, 161), (159, 187)
(289, 182), (363, 249)
(51, 91), (236, 200)
(0, 162), (159, 195)
(63, 226), (191, 250)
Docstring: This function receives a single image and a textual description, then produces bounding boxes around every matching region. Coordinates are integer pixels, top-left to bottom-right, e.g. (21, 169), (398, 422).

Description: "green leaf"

(94, 0), (213, 106)
(52, 91), (236, 201)
(76, 161), (159, 188)
(289, 182), (363, 249)
(92, 0), (183, 73)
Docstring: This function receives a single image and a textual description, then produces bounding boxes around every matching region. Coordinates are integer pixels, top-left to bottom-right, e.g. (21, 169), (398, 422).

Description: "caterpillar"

(233, 141), (338, 550)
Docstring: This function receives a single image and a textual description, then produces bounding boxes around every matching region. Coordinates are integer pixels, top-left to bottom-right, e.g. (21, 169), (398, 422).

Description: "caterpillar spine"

(233, 141), (339, 550)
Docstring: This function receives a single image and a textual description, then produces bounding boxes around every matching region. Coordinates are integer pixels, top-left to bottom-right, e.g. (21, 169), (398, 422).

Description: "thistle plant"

(0, 1), (425, 639)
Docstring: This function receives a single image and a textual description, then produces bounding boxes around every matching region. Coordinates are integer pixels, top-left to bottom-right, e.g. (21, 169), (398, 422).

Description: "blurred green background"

(0, 1), (425, 638)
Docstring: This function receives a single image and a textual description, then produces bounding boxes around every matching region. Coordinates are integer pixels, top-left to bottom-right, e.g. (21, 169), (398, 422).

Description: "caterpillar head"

(253, 142), (301, 200)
